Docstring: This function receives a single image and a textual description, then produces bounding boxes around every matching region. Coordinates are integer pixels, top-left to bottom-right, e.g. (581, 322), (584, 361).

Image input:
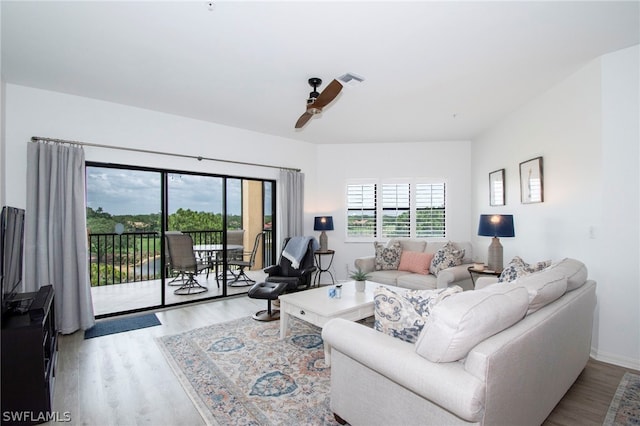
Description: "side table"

(467, 266), (502, 288)
(314, 250), (335, 286)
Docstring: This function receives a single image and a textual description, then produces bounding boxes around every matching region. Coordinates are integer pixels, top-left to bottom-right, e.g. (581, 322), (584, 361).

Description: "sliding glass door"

(86, 163), (276, 317)
(86, 166), (163, 315)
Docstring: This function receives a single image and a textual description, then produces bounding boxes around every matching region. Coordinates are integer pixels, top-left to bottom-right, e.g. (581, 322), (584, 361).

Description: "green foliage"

(349, 269), (370, 281)
(90, 262), (127, 286)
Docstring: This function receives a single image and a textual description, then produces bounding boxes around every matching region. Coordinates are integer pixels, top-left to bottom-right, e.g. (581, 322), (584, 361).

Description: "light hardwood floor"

(47, 296), (638, 425)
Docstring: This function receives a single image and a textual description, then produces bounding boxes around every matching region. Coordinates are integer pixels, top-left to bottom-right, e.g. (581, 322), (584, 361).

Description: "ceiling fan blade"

(295, 111), (314, 129)
(312, 79), (343, 109)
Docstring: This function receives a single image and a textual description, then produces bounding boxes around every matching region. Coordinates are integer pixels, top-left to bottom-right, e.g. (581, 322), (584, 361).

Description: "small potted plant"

(349, 269), (369, 292)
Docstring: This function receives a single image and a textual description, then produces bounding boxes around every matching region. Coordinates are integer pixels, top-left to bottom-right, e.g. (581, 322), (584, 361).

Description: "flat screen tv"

(1, 206), (25, 314)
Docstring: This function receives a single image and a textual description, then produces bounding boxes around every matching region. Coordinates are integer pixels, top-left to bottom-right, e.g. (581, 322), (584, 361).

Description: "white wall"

(3, 84), (319, 243)
(471, 45), (639, 369)
(599, 45), (640, 368)
(316, 141), (472, 281)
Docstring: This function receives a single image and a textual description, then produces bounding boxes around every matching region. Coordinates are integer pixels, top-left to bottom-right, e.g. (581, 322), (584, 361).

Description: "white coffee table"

(278, 280), (387, 365)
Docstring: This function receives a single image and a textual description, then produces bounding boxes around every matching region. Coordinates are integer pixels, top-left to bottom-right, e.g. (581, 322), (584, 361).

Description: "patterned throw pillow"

(498, 256), (552, 282)
(374, 241), (402, 270)
(374, 285), (463, 343)
(429, 242), (465, 276)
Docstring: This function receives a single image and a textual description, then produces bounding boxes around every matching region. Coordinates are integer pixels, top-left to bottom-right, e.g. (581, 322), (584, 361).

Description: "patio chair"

(226, 229), (245, 261)
(227, 231), (264, 286)
(165, 233), (209, 295)
(165, 231), (187, 286)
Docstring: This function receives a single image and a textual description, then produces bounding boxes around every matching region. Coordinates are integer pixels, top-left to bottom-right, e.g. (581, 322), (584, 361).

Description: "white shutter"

(347, 183), (377, 237)
(415, 183), (446, 237)
(381, 183), (410, 238)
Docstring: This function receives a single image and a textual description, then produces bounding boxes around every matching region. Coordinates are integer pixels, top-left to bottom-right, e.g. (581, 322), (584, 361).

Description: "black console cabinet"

(1, 285), (58, 425)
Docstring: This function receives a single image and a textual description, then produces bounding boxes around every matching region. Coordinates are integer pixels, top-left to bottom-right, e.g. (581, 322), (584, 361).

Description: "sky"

(86, 167), (271, 216)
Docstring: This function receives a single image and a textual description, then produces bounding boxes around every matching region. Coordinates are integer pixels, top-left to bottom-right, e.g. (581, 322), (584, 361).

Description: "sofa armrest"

(354, 256), (375, 274)
(475, 276), (499, 289)
(436, 263), (474, 289)
(322, 318), (485, 422)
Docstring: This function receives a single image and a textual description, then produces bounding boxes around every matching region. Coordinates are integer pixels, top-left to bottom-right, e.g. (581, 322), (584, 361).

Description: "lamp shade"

(314, 216), (334, 231)
(478, 214), (515, 237)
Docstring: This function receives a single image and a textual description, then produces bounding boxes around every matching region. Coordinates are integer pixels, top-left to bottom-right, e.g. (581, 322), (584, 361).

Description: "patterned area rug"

(604, 372), (640, 425)
(156, 316), (339, 426)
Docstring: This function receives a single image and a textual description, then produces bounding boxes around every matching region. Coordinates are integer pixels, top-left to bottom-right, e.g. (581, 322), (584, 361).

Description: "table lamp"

(314, 216), (334, 252)
(477, 214), (515, 271)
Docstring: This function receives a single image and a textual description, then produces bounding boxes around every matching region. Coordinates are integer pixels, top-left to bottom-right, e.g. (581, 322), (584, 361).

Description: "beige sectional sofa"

(322, 258), (595, 426)
(354, 239), (474, 290)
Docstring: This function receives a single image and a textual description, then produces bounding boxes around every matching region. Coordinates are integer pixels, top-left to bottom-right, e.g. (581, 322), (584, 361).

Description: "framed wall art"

(489, 169), (505, 206)
(519, 156), (544, 204)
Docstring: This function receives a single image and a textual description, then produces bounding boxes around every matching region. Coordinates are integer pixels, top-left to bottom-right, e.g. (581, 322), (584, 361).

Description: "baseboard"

(591, 347), (640, 370)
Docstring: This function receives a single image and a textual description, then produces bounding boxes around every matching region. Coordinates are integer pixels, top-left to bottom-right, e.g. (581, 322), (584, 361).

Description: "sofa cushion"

(515, 269), (568, 314)
(374, 241), (402, 270)
(498, 256), (551, 282)
(389, 238), (427, 253)
(396, 273), (439, 290)
(415, 285), (528, 362)
(430, 241), (465, 276)
(398, 251), (434, 275)
(367, 270), (413, 286)
(548, 258), (588, 291)
(374, 285), (463, 343)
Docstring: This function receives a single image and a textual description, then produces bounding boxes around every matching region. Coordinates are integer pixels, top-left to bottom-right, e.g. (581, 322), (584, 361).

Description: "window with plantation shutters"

(381, 183), (410, 238)
(415, 183), (446, 237)
(347, 183), (377, 238)
(346, 179), (447, 241)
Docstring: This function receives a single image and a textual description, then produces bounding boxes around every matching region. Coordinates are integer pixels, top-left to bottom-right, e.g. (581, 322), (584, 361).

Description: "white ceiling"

(2, 1), (639, 144)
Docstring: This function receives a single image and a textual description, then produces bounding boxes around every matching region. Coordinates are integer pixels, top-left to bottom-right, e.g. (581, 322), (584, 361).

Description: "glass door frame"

(86, 161), (277, 318)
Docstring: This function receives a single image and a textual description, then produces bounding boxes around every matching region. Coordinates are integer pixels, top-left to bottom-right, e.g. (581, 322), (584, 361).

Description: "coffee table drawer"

(282, 303), (320, 325)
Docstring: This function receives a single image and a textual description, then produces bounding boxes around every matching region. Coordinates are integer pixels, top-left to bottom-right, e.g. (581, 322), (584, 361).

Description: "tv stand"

(1, 285), (57, 425)
(9, 298), (33, 314)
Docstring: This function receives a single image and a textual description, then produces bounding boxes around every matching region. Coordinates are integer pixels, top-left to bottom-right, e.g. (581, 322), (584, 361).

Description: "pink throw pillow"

(398, 251), (434, 275)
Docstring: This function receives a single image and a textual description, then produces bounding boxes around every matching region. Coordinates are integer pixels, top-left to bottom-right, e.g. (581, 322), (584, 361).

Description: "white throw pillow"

(414, 285), (528, 362)
(515, 269), (568, 314)
(548, 258), (588, 291)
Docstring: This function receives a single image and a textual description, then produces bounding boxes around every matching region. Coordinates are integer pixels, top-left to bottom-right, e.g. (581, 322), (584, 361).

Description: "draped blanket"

(282, 236), (318, 269)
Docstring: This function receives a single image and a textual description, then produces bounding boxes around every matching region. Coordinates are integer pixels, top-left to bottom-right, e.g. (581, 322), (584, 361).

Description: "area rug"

(156, 316), (339, 426)
(603, 372), (640, 426)
(84, 313), (161, 339)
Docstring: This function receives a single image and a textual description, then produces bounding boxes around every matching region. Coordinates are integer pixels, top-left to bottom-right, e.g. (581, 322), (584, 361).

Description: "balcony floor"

(91, 269), (268, 316)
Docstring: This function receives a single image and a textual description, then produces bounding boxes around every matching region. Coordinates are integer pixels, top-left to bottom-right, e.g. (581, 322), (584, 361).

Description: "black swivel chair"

(264, 237), (317, 292)
(247, 237), (317, 321)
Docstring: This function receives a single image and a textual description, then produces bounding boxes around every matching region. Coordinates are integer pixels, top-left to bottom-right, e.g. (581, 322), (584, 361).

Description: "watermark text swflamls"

(2, 411), (72, 423)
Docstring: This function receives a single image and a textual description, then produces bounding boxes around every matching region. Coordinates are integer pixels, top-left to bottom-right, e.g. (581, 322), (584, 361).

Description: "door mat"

(84, 313), (161, 339)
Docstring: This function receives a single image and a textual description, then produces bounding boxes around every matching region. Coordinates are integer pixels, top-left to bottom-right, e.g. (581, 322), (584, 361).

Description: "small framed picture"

(489, 169), (505, 206)
(520, 156), (544, 204)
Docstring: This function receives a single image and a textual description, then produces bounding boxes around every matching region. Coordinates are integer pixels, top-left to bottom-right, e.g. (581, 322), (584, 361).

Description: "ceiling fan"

(294, 77), (343, 129)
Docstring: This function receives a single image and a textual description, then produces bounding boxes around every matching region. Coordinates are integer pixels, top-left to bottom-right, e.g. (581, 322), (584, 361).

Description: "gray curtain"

(25, 141), (95, 334)
(279, 169), (305, 239)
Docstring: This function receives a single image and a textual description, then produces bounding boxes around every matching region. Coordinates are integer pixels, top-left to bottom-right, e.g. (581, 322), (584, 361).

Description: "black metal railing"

(88, 229), (273, 286)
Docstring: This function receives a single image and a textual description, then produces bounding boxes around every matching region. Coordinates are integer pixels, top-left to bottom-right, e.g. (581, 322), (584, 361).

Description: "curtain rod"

(30, 136), (301, 172)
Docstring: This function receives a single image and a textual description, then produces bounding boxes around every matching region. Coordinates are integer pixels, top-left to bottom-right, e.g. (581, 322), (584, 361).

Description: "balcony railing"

(88, 229), (273, 286)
